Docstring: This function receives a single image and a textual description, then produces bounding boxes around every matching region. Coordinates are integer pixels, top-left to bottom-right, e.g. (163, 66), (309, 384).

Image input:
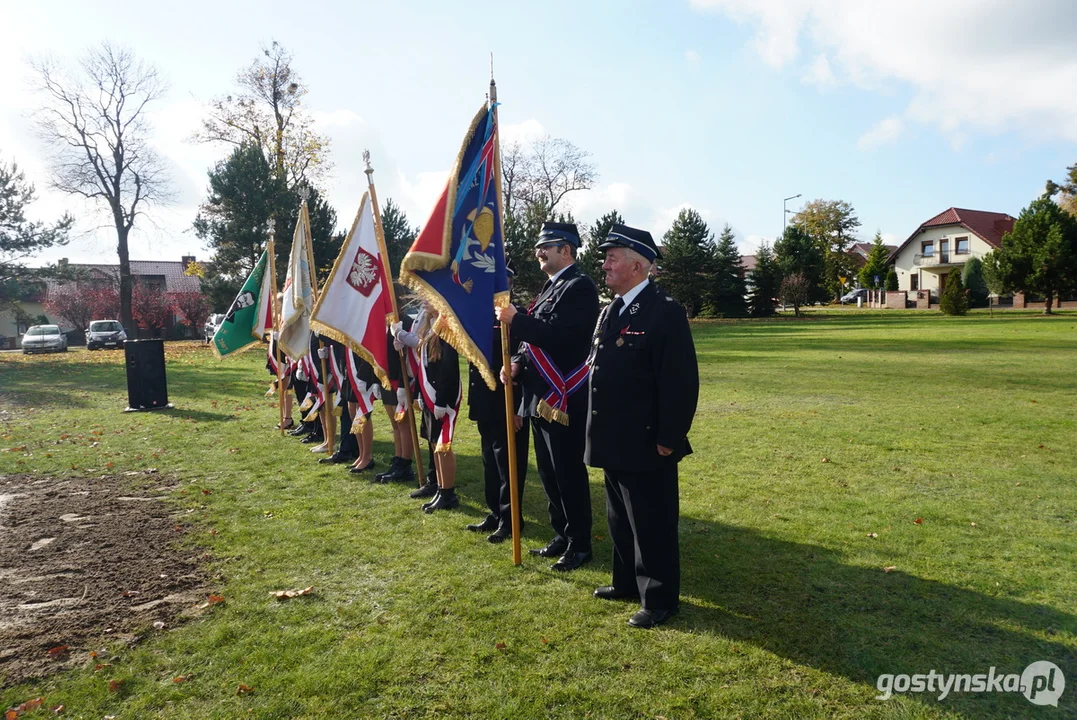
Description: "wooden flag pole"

(268, 230), (285, 436)
(490, 72), (523, 566)
(364, 151), (425, 487)
(302, 199), (335, 457)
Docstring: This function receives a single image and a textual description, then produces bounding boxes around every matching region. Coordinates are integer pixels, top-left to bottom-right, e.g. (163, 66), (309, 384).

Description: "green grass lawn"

(1, 310), (1075, 719)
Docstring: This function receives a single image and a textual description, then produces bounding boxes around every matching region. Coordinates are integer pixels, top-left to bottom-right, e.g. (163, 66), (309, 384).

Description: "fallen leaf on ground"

(208, 594), (224, 604)
(914, 518), (924, 525)
(107, 678), (124, 692)
(883, 566), (897, 573)
(172, 675), (189, 683)
(49, 704), (63, 715)
(271, 586), (314, 600)
(236, 684), (254, 695)
(47, 645), (68, 658)
(821, 457), (829, 463)
(971, 522), (978, 527)
(495, 642), (507, 650)
(867, 532), (878, 538)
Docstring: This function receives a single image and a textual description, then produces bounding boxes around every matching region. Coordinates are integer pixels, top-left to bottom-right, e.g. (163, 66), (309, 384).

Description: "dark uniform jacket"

(425, 340), (460, 410)
(468, 316), (522, 423)
(585, 282), (698, 471)
(511, 264), (599, 417)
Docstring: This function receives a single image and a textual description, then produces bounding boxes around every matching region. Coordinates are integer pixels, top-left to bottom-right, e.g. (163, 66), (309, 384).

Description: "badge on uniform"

(615, 337), (624, 347)
(629, 302), (640, 315)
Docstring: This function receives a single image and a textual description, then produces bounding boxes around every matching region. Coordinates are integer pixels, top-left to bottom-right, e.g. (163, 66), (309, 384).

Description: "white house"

(889, 208), (1015, 301)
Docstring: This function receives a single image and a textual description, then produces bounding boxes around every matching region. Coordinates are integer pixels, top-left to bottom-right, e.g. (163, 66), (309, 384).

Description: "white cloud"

(691, 0), (1077, 142)
(685, 50), (702, 69)
(801, 53), (835, 88)
(394, 169), (450, 226)
(857, 116), (904, 150)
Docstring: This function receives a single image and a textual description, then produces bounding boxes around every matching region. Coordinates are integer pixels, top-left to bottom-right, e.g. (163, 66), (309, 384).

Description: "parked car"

(21, 324), (68, 354)
(840, 288), (869, 303)
(204, 313), (226, 343)
(86, 320), (127, 350)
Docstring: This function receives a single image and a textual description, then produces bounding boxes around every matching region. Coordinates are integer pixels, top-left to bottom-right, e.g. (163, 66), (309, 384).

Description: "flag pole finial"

(363, 149), (373, 177)
(298, 186), (310, 204)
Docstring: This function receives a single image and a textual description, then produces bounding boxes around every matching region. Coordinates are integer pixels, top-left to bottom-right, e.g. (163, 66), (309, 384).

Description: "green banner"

(212, 250), (269, 358)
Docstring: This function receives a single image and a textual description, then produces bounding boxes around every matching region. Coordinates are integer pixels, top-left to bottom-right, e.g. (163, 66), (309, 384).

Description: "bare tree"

(30, 43), (172, 332)
(194, 41), (329, 190)
(502, 136), (597, 218)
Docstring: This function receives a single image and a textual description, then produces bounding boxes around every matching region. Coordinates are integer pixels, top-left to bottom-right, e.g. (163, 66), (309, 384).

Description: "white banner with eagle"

(309, 192), (393, 387)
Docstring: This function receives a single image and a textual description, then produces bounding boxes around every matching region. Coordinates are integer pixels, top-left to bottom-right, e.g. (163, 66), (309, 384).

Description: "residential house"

(888, 208), (1015, 302)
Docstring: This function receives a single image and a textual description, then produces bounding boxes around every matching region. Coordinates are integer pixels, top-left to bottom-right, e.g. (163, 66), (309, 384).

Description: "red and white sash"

(523, 343), (588, 426)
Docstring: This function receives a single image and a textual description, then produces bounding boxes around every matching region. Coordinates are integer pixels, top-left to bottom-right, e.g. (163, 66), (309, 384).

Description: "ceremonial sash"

(414, 342), (462, 453)
(346, 351), (380, 433)
(523, 343), (588, 426)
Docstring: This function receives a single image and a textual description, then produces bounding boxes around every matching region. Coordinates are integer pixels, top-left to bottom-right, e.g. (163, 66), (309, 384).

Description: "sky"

(2, 0), (1076, 267)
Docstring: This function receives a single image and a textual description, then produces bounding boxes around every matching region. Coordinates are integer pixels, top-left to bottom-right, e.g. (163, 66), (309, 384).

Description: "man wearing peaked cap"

(496, 221), (599, 571)
(585, 223), (699, 629)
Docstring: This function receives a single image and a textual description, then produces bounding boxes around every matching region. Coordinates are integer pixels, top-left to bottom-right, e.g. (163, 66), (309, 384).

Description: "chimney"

(181, 255), (196, 271)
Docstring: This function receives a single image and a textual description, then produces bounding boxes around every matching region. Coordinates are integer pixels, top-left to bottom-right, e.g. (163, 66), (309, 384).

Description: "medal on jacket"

(615, 337), (624, 347)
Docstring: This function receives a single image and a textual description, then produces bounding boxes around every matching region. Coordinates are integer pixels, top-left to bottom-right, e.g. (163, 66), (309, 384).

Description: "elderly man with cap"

(585, 224), (699, 628)
(496, 221), (599, 571)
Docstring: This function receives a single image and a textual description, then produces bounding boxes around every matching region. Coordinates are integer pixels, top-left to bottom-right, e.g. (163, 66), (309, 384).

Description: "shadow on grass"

(676, 517), (1076, 717)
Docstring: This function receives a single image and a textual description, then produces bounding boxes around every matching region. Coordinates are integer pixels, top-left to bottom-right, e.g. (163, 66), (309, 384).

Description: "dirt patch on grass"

(0, 472), (206, 687)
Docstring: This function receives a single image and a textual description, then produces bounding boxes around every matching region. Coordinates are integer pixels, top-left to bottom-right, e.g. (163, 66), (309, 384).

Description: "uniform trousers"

(605, 463), (680, 610)
(532, 414), (592, 552)
(477, 418), (529, 527)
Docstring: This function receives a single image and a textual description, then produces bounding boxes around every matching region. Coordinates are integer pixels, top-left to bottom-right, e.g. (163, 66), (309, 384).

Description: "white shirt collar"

(547, 262), (573, 285)
(616, 278), (650, 314)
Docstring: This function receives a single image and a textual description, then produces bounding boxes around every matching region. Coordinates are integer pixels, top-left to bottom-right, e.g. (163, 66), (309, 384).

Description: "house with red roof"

(888, 208), (1015, 301)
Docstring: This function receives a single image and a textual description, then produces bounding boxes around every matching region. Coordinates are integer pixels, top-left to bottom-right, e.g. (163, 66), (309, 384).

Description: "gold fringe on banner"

(351, 416), (366, 435)
(299, 396), (314, 412)
(435, 440), (453, 454)
(536, 399), (570, 426)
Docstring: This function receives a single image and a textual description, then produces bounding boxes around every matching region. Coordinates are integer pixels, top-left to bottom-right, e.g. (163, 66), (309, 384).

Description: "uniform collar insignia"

(629, 302), (640, 315)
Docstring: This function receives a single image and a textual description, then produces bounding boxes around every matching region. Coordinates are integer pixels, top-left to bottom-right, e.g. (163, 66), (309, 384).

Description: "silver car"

(86, 319), (127, 350)
(21, 324), (68, 354)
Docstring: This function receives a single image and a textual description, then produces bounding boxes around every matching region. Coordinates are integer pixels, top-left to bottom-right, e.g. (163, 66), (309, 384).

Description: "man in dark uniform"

(585, 224), (699, 629)
(466, 264), (529, 543)
(496, 222), (599, 571)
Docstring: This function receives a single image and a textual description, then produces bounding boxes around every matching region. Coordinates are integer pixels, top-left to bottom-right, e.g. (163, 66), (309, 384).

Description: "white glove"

(357, 381), (368, 394)
(317, 347), (328, 359)
(297, 369), (309, 381)
(433, 405), (448, 419)
(390, 321), (403, 338)
(393, 337), (405, 351)
(396, 387), (406, 405)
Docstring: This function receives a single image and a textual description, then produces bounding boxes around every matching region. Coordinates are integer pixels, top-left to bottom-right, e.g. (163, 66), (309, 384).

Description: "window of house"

(910, 274), (918, 291)
(921, 241), (934, 257)
(955, 236), (969, 254)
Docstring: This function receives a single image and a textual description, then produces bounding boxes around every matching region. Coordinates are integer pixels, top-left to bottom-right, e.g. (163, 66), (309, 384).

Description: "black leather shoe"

(375, 465), (415, 484)
(627, 606), (679, 629)
(410, 480), (438, 499)
(374, 456), (400, 480)
(487, 524), (514, 544)
(466, 516), (498, 533)
(319, 452), (357, 465)
(349, 460), (377, 474)
(300, 434), (325, 444)
(423, 490), (460, 514)
(528, 538), (568, 558)
(551, 550), (592, 572)
(288, 423), (310, 436)
(594, 585), (640, 601)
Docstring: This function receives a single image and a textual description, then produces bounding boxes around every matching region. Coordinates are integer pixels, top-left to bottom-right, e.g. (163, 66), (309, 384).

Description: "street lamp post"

(783, 193), (801, 237)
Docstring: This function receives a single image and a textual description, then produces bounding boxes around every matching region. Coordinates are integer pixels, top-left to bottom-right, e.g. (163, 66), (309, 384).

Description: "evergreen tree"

(579, 209), (624, 299)
(707, 224), (747, 317)
(885, 267), (898, 291)
(857, 231), (891, 289)
(660, 208), (716, 318)
(939, 270), (969, 315)
(961, 256), (989, 307)
(994, 196), (1077, 315)
(748, 242), (780, 317)
(773, 225), (826, 305)
(379, 198), (417, 279)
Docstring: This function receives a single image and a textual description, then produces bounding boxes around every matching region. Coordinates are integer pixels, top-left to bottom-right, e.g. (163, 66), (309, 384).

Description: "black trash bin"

(124, 339), (171, 411)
